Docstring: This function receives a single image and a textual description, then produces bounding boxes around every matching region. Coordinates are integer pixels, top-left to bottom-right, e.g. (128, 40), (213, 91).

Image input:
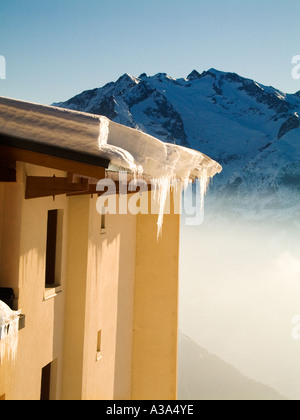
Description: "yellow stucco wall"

(0, 164), (180, 400)
(62, 195), (137, 400)
(131, 191), (180, 400)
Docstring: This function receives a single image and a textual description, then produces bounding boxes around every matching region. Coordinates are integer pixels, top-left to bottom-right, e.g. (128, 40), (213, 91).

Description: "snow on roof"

(0, 96), (222, 181)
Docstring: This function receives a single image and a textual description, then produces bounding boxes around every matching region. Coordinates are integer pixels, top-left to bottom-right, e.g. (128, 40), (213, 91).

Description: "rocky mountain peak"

(186, 69), (202, 81)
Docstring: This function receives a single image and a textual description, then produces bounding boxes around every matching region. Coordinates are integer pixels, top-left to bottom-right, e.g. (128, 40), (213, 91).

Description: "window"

(100, 207), (106, 235)
(96, 330), (102, 361)
(45, 210), (63, 288)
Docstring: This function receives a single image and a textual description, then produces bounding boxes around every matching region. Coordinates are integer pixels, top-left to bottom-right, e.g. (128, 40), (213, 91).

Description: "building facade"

(0, 97), (221, 400)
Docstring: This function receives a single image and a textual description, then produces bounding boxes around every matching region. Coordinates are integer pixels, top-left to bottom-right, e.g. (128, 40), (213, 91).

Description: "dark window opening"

(45, 210), (63, 288)
(97, 329), (102, 353)
(45, 210), (57, 286)
(40, 362), (51, 401)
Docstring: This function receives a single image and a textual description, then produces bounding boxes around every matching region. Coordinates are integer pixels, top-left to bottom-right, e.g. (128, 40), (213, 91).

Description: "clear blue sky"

(0, 0), (299, 105)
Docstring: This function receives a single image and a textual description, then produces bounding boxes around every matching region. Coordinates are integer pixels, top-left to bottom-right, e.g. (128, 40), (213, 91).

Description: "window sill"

(44, 285), (62, 301)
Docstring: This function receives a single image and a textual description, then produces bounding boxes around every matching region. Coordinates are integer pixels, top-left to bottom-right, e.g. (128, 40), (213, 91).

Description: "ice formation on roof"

(98, 115), (221, 179)
(97, 116), (221, 237)
(0, 300), (20, 364)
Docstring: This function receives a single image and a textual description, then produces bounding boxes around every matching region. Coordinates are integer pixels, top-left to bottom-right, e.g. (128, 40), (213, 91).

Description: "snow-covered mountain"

(53, 69), (300, 221)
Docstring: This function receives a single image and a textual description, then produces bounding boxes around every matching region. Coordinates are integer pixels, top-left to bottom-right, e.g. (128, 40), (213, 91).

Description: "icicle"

(199, 170), (209, 211)
(0, 301), (20, 364)
(98, 116), (110, 146)
(155, 176), (173, 240)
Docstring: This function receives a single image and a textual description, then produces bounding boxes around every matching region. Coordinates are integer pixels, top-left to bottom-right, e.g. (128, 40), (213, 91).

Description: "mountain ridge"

(178, 333), (287, 400)
(53, 69), (300, 222)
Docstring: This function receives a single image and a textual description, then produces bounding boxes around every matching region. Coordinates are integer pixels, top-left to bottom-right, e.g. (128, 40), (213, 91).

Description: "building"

(0, 97), (221, 400)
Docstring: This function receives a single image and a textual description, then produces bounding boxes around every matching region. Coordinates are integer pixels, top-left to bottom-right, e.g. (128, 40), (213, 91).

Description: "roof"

(0, 96), (222, 181)
(0, 96), (110, 169)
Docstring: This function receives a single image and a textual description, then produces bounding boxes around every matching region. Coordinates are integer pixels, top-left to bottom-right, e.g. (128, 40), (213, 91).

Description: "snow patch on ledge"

(0, 300), (20, 364)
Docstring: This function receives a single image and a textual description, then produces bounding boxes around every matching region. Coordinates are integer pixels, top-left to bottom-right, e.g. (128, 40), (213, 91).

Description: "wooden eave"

(25, 174), (152, 199)
(0, 158), (16, 182)
(25, 175), (90, 199)
(0, 135), (152, 199)
(0, 133), (110, 179)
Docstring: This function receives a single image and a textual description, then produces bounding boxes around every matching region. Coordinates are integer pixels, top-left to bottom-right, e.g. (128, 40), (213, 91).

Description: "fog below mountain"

(179, 212), (300, 400)
(178, 333), (286, 400)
